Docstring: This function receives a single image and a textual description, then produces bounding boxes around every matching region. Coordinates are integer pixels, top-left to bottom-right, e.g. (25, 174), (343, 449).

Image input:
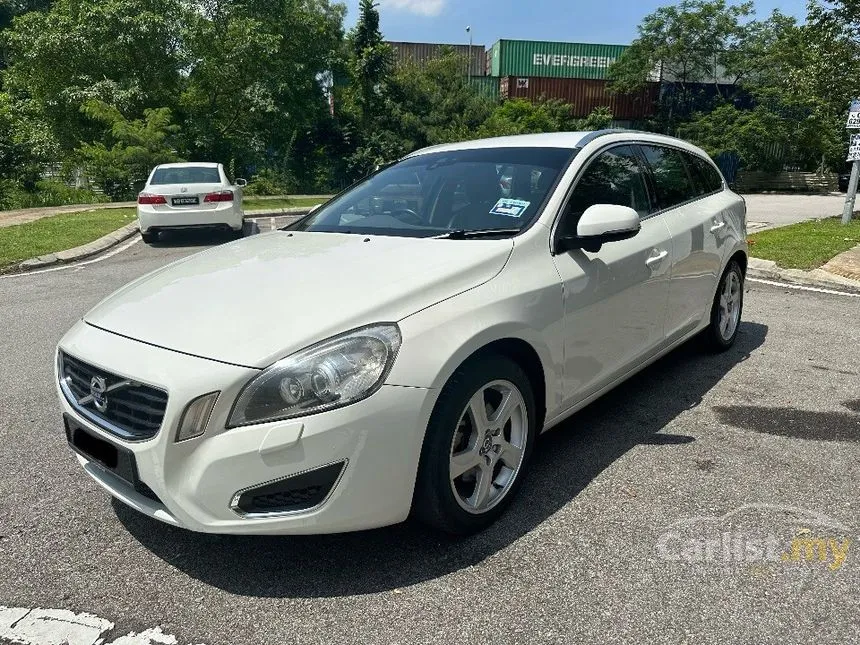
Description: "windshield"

(150, 166), (221, 185)
(292, 147), (576, 238)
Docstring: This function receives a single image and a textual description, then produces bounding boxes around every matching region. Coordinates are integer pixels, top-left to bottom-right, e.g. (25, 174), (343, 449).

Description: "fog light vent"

(231, 461), (346, 517)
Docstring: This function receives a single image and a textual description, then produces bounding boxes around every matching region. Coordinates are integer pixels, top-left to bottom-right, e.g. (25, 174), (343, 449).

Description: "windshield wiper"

(434, 228), (521, 240)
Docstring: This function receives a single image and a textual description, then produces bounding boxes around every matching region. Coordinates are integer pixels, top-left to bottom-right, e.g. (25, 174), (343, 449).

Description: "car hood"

(84, 231), (513, 368)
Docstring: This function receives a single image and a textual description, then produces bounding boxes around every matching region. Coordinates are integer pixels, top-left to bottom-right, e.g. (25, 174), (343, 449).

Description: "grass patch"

(0, 208), (136, 269)
(244, 196), (327, 211)
(748, 217), (860, 269)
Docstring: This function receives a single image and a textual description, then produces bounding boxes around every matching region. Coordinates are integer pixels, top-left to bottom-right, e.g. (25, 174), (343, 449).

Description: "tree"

(608, 0), (754, 123)
(349, 0), (392, 127)
(0, 92), (56, 192)
(179, 0), (345, 176)
(76, 101), (182, 200)
(2, 0), (183, 151)
(386, 51), (495, 147)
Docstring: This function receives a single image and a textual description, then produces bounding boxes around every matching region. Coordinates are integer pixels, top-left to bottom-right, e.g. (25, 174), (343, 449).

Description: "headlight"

(227, 324), (401, 427)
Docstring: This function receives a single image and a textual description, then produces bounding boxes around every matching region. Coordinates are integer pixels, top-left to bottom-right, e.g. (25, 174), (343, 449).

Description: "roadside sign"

(847, 99), (860, 128)
(848, 134), (860, 161)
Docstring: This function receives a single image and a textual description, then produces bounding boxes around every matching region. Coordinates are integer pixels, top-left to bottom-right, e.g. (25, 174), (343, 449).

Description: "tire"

(140, 231), (157, 244)
(704, 260), (744, 352)
(413, 354), (537, 535)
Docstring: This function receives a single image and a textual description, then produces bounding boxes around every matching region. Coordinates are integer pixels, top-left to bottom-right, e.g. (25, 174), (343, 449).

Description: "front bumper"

(57, 321), (436, 534)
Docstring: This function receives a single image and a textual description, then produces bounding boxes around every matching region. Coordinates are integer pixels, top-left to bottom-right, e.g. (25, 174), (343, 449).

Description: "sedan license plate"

(171, 196), (199, 206)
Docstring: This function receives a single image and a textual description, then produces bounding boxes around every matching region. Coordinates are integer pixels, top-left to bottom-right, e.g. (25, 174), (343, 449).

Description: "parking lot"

(0, 227), (858, 644)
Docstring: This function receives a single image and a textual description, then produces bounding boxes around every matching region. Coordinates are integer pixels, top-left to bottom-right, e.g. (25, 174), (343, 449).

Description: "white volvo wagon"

(57, 131), (747, 535)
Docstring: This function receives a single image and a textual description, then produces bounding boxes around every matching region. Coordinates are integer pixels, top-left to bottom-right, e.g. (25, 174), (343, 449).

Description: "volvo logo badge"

(90, 376), (108, 412)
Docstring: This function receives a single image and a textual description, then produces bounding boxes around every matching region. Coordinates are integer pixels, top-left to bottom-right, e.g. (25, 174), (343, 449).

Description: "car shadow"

(115, 321), (768, 598)
(147, 229), (240, 248)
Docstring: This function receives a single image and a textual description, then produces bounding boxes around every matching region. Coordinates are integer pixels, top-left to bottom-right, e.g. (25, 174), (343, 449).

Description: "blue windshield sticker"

(490, 198), (531, 218)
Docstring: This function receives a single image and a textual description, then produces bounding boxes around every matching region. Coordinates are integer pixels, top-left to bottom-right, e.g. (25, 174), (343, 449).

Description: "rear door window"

(638, 145), (697, 210)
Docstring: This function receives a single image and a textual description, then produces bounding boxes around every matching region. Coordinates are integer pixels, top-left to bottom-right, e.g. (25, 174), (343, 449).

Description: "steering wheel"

(390, 208), (423, 226)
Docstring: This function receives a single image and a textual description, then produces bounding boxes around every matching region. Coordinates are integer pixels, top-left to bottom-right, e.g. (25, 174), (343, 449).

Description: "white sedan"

(136, 162), (246, 243)
(57, 131), (746, 535)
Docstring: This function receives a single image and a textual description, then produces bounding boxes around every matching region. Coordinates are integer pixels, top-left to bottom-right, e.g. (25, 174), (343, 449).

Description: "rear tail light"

(204, 190), (234, 203)
(138, 193), (167, 205)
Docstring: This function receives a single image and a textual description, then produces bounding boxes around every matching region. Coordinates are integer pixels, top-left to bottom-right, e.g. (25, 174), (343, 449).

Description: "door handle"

(710, 221), (726, 232)
(646, 250), (669, 266)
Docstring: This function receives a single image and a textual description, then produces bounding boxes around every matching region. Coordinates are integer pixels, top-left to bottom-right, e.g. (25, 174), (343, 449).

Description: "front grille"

(60, 352), (168, 441)
(232, 461), (346, 516)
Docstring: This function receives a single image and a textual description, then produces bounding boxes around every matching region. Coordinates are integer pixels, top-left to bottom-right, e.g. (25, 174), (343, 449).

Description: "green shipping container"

(488, 40), (628, 80)
(468, 76), (500, 101)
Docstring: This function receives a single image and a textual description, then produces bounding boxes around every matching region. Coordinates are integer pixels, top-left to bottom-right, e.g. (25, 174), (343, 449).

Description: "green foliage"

(245, 169), (292, 196)
(348, 0), (393, 126)
(679, 104), (787, 171)
(478, 101), (613, 138)
(75, 101), (182, 200)
(609, 0), (753, 91)
(0, 179), (107, 210)
(2, 0), (183, 150)
(0, 91), (56, 202)
(179, 0), (344, 170)
(4, 0), (856, 202)
(386, 52), (495, 146)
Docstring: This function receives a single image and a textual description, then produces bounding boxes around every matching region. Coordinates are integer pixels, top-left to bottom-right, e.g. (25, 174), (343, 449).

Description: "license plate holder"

(64, 414), (138, 487)
(171, 196), (199, 206)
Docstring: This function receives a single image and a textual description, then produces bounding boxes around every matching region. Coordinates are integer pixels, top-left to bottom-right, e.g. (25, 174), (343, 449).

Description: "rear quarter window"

(682, 152), (724, 195)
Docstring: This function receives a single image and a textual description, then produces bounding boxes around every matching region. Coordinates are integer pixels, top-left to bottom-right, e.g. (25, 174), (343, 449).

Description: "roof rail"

(576, 129), (656, 147)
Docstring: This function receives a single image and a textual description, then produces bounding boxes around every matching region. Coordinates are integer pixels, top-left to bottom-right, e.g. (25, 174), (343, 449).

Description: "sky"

(342, 0), (809, 47)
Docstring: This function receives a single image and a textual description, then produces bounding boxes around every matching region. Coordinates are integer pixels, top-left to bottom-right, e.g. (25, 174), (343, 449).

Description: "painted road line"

(0, 237), (141, 280)
(0, 606), (199, 645)
(748, 277), (860, 297)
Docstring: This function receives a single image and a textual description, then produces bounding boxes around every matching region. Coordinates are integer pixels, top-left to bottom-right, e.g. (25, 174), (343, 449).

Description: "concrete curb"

(11, 221), (140, 273)
(748, 257), (860, 294)
(7, 209), (312, 274)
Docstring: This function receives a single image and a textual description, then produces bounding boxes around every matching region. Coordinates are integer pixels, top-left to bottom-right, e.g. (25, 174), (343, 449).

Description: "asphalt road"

(1, 231), (859, 645)
(743, 193), (847, 231)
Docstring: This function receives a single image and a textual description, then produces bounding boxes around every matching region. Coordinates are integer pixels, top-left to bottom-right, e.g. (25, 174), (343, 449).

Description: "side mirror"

(235, 178), (248, 187)
(307, 203), (322, 214)
(555, 204), (641, 254)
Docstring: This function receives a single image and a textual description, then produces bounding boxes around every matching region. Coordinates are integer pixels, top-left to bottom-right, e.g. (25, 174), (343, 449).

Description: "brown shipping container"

(499, 77), (659, 120)
(388, 41), (487, 77)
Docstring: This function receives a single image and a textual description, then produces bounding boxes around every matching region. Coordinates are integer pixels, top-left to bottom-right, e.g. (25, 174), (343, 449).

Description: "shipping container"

(488, 40), (627, 80)
(468, 76), (500, 101)
(388, 41), (486, 77)
(499, 77), (659, 120)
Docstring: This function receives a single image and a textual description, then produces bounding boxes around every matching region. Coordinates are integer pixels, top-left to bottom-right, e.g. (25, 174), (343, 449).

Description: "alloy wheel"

(718, 270), (742, 341)
(448, 379), (528, 514)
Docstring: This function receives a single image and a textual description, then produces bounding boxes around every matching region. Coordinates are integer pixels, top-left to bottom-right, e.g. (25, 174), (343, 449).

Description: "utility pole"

(842, 156), (859, 225)
(466, 25), (472, 83)
(843, 100), (860, 224)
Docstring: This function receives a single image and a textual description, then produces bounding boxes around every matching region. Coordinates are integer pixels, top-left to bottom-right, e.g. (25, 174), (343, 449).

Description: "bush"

(0, 180), (109, 210)
(244, 169), (292, 196)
